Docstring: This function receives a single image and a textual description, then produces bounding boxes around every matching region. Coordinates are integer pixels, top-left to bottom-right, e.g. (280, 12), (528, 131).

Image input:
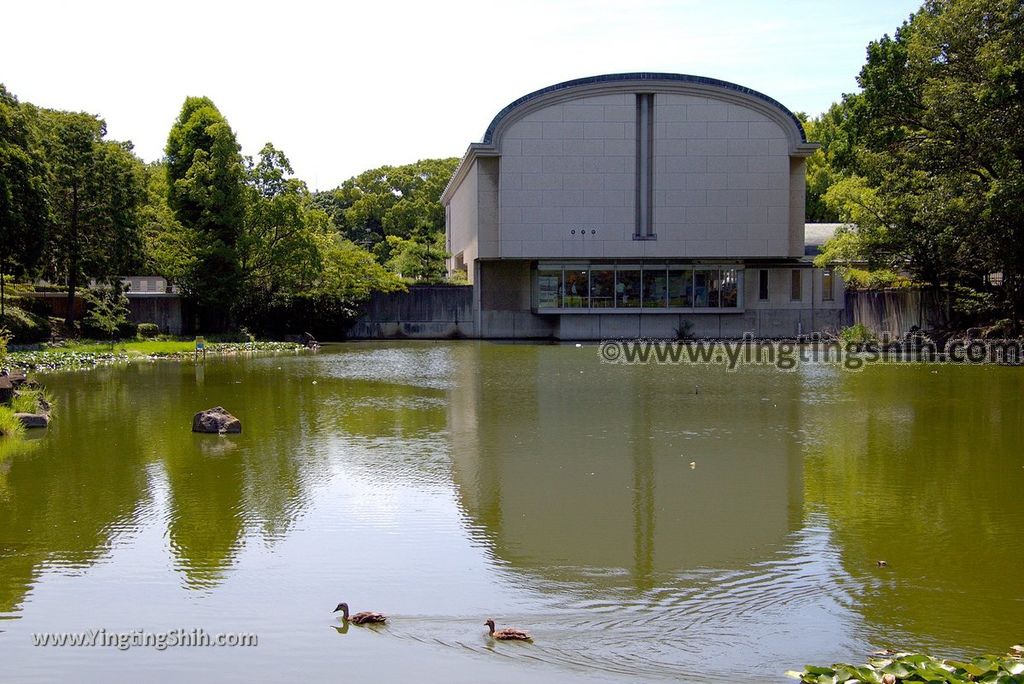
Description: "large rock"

(192, 406), (242, 434)
(16, 413), (50, 429)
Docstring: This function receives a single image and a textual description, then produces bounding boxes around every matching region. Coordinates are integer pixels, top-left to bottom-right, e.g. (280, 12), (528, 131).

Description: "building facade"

(442, 73), (843, 339)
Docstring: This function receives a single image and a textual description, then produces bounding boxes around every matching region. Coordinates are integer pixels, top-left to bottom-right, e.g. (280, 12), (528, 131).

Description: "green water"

(1, 342), (1021, 683)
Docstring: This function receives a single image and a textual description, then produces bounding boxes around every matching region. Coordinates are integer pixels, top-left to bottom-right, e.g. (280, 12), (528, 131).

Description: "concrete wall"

(349, 285), (475, 339)
(493, 91), (801, 260)
(26, 292), (184, 335)
(128, 295), (183, 335)
(847, 288), (946, 337)
(447, 161), (479, 282)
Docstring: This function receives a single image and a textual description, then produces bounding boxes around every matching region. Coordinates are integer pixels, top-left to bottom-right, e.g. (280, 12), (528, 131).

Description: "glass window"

(720, 268), (738, 308)
(694, 269), (719, 308)
(616, 268), (641, 308)
(758, 269), (769, 301)
(563, 268), (589, 308)
(668, 269), (693, 307)
(537, 267), (562, 308)
(642, 267), (668, 308)
(590, 267), (615, 308)
(822, 268), (834, 301)
(791, 269), (802, 301)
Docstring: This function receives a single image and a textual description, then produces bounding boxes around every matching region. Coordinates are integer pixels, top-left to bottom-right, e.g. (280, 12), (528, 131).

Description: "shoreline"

(3, 341), (310, 373)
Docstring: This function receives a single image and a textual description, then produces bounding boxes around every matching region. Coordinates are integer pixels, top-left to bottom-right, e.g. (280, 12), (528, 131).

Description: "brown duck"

(334, 602), (386, 624)
(484, 618), (532, 641)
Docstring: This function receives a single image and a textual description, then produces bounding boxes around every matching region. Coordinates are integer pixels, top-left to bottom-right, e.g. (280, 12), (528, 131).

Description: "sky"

(2, 0), (922, 190)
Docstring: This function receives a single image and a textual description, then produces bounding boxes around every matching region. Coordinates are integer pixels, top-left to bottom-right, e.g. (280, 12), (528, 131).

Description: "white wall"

(495, 90), (797, 260)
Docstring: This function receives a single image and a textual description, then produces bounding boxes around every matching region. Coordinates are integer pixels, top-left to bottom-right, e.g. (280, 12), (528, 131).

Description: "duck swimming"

(334, 602), (387, 624)
(484, 618), (532, 641)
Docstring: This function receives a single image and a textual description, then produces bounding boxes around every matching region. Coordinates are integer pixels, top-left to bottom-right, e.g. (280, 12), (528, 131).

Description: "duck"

(484, 618), (532, 641)
(334, 602), (387, 624)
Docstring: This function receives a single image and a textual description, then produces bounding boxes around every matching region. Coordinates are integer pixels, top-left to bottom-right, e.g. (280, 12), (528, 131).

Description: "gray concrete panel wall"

(349, 285), (475, 339)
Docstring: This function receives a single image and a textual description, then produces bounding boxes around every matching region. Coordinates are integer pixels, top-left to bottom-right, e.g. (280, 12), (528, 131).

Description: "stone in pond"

(192, 406), (242, 434)
(16, 413), (50, 429)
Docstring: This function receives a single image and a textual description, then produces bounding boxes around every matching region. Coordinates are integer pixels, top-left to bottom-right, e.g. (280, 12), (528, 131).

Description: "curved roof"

(482, 72), (809, 144)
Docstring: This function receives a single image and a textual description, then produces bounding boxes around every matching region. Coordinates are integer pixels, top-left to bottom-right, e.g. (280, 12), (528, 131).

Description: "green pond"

(1, 342), (1022, 682)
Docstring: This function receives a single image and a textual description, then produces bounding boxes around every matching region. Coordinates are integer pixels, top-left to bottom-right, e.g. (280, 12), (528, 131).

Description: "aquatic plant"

(10, 387), (53, 415)
(0, 406), (25, 439)
(787, 646), (1024, 683)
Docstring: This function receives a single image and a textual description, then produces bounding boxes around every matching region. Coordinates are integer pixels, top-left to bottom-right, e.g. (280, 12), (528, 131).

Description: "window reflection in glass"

(537, 268), (562, 308)
(590, 268), (615, 308)
(694, 269), (719, 307)
(616, 269), (641, 308)
(720, 268), (738, 308)
(563, 269), (589, 308)
(642, 267), (668, 308)
(668, 269), (693, 307)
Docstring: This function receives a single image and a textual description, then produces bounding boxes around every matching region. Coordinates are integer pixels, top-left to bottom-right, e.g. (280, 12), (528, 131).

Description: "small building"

(442, 73), (844, 339)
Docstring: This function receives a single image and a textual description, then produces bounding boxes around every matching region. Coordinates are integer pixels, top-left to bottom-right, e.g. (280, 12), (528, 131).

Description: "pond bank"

(3, 340), (309, 372)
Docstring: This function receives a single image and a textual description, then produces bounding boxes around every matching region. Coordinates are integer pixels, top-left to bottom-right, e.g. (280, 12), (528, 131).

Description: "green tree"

(853, 0), (1024, 323)
(313, 157), (459, 254)
(140, 161), (196, 289)
(384, 230), (448, 283)
(237, 143), (322, 317)
(82, 284), (130, 348)
(164, 97), (246, 328)
(39, 110), (145, 327)
(0, 85), (48, 318)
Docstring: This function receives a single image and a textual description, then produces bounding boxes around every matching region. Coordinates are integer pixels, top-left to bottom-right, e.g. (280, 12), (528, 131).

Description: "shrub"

(0, 307), (52, 344)
(0, 326), (9, 361)
(137, 322), (160, 338)
(674, 320), (695, 341)
(843, 268), (914, 290)
(840, 323), (877, 345)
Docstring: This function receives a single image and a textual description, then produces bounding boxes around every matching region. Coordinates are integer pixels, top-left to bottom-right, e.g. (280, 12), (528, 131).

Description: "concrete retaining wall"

(26, 292), (184, 335)
(846, 289), (946, 337)
(348, 285), (475, 339)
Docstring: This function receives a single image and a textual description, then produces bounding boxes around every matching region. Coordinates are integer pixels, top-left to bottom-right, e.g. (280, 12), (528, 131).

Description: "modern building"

(441, 73), (844, 339)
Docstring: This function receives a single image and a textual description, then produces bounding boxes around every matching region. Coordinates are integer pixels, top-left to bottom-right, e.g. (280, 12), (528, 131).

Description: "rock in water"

(192, 407), (242, 434)
(15, 413), (50, 429)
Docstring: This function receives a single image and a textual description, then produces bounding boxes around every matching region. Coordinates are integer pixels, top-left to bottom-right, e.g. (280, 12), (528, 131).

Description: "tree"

(164, 97), (246, 329)
(0, 85), (48, 318)
(140, 162), (196, 290)
(813, 0), (1024, 327)
(855, 0), (1024, 322)
(313, 157), (459, 255)
(83, 284), (130, 348)
(237, 143), (322, 317)
(384, 231), (448, 283)
(39, 109), (145, 327)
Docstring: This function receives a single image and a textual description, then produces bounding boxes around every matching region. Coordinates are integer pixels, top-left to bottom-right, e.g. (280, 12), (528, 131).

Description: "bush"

(0, 307), (52, 344)
(840, 323), (877, 345)
(843, 268), (914, 290)
(137, 322), (160, 338)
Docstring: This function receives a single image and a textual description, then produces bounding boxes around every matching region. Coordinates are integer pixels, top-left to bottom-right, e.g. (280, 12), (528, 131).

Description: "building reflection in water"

(446, 342), (808, 592)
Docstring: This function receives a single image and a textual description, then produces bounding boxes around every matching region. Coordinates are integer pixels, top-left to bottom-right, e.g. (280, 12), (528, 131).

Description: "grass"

(10, 388), (52, 414)
(3, 338), (307, 371)
(0, 406), (25, 439)
(58, 339), (199, 354)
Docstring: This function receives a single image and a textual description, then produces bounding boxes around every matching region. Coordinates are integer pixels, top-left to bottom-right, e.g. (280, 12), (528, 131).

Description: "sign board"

(195, 336), (205, 351)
